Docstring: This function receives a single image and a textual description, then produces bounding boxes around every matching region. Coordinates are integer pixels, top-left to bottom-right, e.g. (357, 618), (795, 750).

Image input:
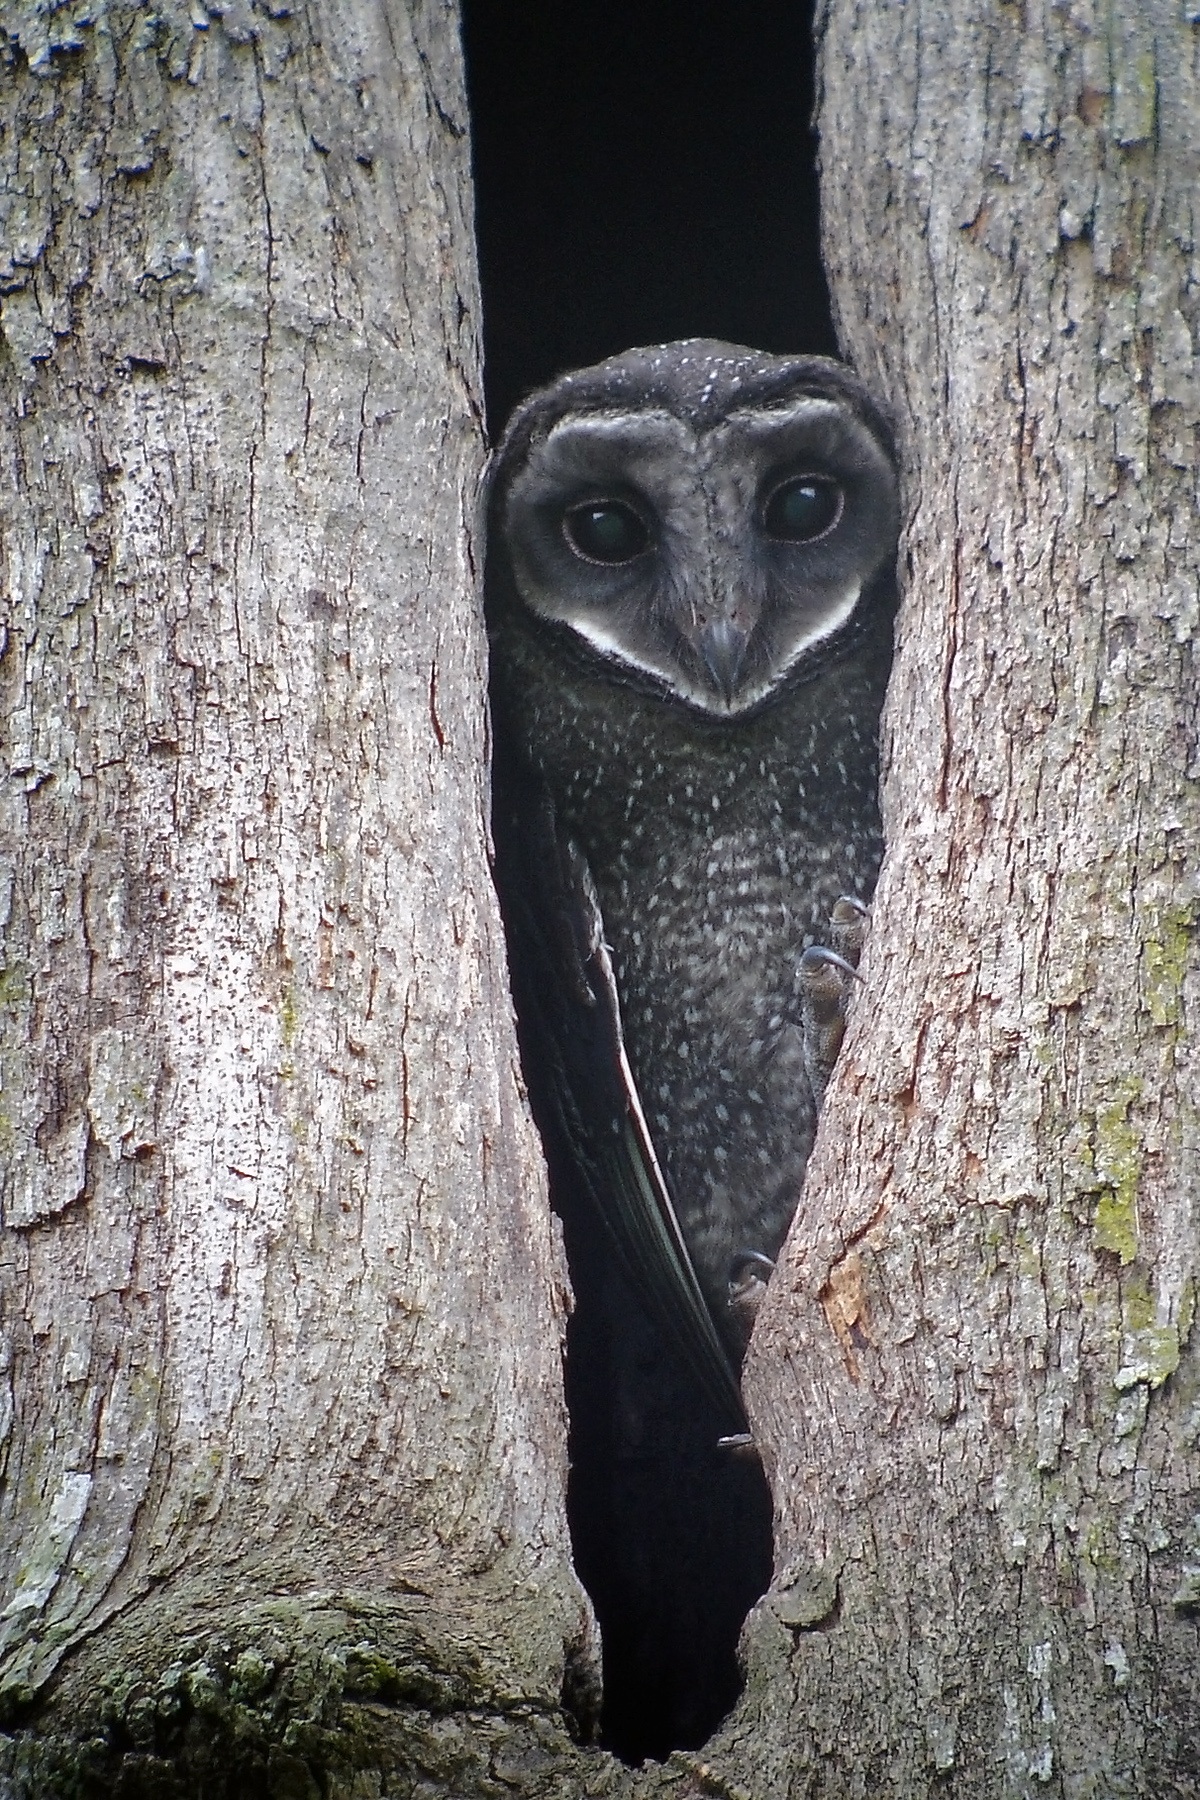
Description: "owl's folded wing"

(495, 772), (747, 1435)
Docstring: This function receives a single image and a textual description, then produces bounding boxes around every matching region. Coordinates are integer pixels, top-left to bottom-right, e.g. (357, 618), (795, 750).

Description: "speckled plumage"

(488, 339), (898, 1361)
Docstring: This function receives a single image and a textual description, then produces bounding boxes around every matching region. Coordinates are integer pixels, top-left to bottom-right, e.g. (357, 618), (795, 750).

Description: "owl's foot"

(716, 1430), (760, 1458)
(727, 1249), (775, 1351)
(798, 895), (868, 1106)
(718, 1252), (773, 1453)
(829, 892), (869, 968)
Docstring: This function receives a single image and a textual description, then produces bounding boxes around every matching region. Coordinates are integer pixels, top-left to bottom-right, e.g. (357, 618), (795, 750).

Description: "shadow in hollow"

(561, 1183), (773, 1762)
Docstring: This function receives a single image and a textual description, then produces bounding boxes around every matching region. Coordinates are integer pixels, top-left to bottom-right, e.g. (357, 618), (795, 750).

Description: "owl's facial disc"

(501, 399), (897, 717)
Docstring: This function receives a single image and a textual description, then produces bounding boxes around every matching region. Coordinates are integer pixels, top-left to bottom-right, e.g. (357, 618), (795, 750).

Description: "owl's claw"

(715, 1431), (761, 1460)
(799, 897), (870, 1105)
(727, 1249), (775, 1350)
(829, 892), (869, 967)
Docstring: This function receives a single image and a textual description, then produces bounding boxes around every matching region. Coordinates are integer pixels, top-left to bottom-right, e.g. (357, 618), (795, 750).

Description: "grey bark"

(0, 0), (598, 1789)
(705, 3), (1200, 1796)
(4, 1), (1197, 1796)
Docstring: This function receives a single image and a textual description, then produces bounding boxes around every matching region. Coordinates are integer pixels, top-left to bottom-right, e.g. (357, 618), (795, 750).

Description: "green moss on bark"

(0, 1593), (644, 1800)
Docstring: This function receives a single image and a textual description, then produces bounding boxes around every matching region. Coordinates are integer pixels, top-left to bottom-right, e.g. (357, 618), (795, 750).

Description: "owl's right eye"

(763, 476), (843, 543)
(563, 500), (650, 565)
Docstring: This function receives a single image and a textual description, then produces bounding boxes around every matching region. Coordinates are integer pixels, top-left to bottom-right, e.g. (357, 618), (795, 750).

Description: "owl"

(487, 339), (899, 1431)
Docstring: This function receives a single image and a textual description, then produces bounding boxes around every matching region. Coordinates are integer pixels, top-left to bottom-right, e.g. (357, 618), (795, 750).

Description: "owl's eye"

(563, 500), (650, 565)
(763, 477), (842, 543)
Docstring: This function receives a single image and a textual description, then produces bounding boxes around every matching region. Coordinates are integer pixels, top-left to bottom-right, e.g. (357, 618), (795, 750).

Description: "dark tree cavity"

(463, 0), (834, 433)
(463, 4), (841, 1760)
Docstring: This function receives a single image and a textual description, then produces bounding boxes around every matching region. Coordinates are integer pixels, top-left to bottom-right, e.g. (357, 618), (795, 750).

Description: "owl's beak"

(697, 617), (750, 702)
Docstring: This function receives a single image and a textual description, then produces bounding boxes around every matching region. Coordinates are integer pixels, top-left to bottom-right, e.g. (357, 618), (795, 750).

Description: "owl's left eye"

(563, 500), (650, 565)
(763, 476), (843, 543)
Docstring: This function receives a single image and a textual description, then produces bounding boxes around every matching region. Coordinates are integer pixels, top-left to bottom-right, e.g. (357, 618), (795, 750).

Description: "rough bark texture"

(0, 0), (598, 1788)
(6, 1), (1198, 1795)
(719, 3), (1199, 1795)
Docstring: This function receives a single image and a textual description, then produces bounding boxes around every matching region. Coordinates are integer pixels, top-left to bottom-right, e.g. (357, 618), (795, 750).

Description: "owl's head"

(488, 340), (899, 718)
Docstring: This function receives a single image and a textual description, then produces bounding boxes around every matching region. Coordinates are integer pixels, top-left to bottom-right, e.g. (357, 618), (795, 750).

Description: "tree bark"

(715, 2), (1200, 1794)
(0, 0), (597, 1789)
(6, 1), (1198, 1796)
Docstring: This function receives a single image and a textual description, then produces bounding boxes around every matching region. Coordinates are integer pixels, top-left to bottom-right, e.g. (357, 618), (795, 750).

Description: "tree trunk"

(712, 2), (1199, 1794)
(6, 1), (1198, 1796)
(0, 0), (597, 1789)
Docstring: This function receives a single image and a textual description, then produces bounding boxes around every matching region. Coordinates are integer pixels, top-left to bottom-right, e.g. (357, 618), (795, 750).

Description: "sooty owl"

(488, 340), (898, 1428)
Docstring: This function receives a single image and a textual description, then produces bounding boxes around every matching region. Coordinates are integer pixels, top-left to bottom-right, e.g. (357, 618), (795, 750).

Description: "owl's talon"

(829, 893), (870, 970)
(730, 1250), (776, 1279)
(798, 902), (870, 1106)
(716, 1431), (761, 1462)
(728, 1250), (775, 1351)
(800, 944), (862, 985)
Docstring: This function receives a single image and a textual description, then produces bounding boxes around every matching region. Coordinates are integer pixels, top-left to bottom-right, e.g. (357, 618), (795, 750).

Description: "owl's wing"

(570, 856), (750, 1431)
(496, 774), (747, 1435)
